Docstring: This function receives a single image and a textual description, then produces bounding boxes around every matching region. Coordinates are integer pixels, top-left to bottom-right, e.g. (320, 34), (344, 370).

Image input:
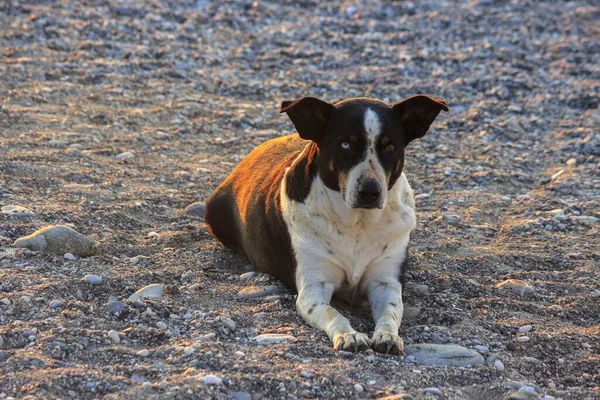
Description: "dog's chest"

(282, 176), (416, 291)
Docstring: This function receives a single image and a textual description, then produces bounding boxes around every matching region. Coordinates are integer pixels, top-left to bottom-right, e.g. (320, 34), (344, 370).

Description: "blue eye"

(341, 142), (350, 149)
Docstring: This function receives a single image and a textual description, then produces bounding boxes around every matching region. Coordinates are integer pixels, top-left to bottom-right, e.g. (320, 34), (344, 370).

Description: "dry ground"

(0, 0), (599, 399)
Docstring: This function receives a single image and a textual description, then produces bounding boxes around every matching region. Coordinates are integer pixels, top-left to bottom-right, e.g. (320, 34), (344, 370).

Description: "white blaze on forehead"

(364, 108), (381, 139)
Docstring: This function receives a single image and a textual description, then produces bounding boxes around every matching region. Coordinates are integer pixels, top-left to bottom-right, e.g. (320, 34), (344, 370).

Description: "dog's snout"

(357, 180), (381, 205)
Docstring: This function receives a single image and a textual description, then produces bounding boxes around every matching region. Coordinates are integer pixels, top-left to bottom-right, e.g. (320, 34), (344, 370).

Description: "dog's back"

(204, 134), (307, 288)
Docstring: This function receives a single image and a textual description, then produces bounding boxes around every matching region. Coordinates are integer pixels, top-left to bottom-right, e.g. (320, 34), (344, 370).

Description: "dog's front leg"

(365, 276), (405, 355)
(296, 266), (371, 352)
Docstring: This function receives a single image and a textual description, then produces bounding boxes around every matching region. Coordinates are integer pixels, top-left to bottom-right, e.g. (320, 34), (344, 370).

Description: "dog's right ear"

(279, 97), (335, 142)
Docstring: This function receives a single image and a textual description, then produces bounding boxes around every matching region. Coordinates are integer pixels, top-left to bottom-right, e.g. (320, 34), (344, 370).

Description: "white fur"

(281, 156), (416, 351)
(345, 108), (387, 209)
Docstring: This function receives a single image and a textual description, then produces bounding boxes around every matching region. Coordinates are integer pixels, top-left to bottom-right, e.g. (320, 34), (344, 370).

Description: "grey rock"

(184, 202), (205, 218)
(105, 301), (125, 314)
(404, 344), (485, 366)
(238, 285), (281, 299)
(49, 300), (63, 308)
(240, 271), (256, 281)
(14, 225), (96, 257)
(83, 275), (102, 285)
(423, 388), (442, 396)
(128, 284), (164, 301)
(403, 306), (421, 319)
(228, 392), (251, 400)
(504, 392), (540, 400)
(254, 334), (294, 345)
(494, 279), (535, 295)
(1, 205), (35, 217)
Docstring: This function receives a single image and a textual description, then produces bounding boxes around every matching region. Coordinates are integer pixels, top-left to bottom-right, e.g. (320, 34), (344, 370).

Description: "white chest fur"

(281, 172), (416, 300)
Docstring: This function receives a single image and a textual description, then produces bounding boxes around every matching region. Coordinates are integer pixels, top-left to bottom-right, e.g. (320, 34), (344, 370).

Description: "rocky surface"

(0, 0), (599, 399)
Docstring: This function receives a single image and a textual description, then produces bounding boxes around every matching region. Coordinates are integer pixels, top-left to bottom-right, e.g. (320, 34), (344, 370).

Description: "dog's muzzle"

(355, 179), (382, 209)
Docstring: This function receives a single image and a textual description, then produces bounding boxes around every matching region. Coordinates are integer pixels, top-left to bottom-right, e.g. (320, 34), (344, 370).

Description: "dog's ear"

(279, 97), (336, 142)
(392, 95), (449, 145)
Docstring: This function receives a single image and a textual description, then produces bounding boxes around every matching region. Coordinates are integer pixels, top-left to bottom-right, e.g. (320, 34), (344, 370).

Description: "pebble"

(141, 382), (152, 389)
(354, 383), (364, 393)
(234, 351), (245, 359)
(48, 139), (67, 148)
(240, 271), (256, 281)
(572, 215), (599, 224)
(473, 345), (489, 353)
(14, 225), (96, 256)
(147, 231), (160, 238)
(254, 334), (294, 345)
(237, 285), (281, 299)
(423, 388), (442, 396)
(505, 392), (540, 400)
(403, 306), (421, 319)
(415, 193), (431, 200)
(518, 386), (537, 393)
(156, 321), (168, 330)
(105, 301), (125, 314)
(517, 336), (530, 343)
(518, 325), (533, 333)
(221, 317), (236, 332)
(183, 347), (195, 356)
(184, 202), (205, 218)
(128, 284), (164, 301)
(116, 151), (134, 160)
(83, 274), (102, 285)
(494, 279), (535, 295)
(63, 253), (76, 260)
(107, 330), (120, 343)
(49, 300), (63, 309)
(229, 392), (251, 400)
(1, 205), (35, 217)
(404, 344), (485, 366)
(494, 360), (505, 371)
(199, 375), (222, 385)
(521, 356), (540, 363)
(130, 257), (139, 265)
(137, 349), (150, 357)
(414, 284), (429, 294)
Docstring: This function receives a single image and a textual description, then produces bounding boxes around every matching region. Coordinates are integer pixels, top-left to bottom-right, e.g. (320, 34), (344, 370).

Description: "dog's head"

(280, 96), (448, 209)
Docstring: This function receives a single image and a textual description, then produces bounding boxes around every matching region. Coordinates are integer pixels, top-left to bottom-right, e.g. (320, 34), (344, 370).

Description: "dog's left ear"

(392, 95), (449, 145)
(280, 97), (336, 142)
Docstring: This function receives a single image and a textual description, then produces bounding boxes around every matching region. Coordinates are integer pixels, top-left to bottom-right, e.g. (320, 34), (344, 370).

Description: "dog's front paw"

(333, 331), (372, 352)
(372, 330), (404, 355)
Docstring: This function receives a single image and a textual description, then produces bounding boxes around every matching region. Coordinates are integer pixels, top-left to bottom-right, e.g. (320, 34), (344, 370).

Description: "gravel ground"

(1, 1), (599, 399)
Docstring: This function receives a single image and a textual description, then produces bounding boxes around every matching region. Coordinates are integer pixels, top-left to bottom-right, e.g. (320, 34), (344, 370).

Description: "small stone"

(49, 300), (62, 309)
(518, 325), (533, 333)
(403, 306), (421, 319)
(572, 216), (599, 224)
(254, 334), (294, 345)
(234, 351), (245, 359)
(473, 345), (489, 353)
(494, 279), (535, 295)
(354, 384), (364, 393)
(183, 347), (195, 356)
(156, 321), (168, 330)
(184, 202), (205, 218)
(564, 375), (577, 384)
(505, 392), (540, 400)
(423, 388), (442, 396)
(521, 356), (539, 363)
(137, 349), (150, 357)
(107, 330), (120, 343)
(147, 231), (160, 238)
(222, 318), (236, 332)
(404, 344), (485, 367)
(544, 224), (553, 231)
(518, 386), (537, 393)
(141, 382), (152, 389)
(128, 284), (164, 301)
(237, 285), (281, 299)
(517, 336), (530, 343)
(48, 139), (67, 148)
(116, 151), (134, 160)
(229, 392), (251, 400)
(105, 301), (125, 314)
(130, 257), (139, 265)
(506, 342), (517, 351)
(566, 158), (577, 166)
(415, 193), (431, 200)
(63, 253), (76, 260)
(414, 284), (429, 294)
(1, 205), (35, 217)
(240, 271), (256, 281)
(199, 375), (222, 385)
(495, 360), (505, 371)
(14, 225), (96, 256)
(83, 274), (102, 285)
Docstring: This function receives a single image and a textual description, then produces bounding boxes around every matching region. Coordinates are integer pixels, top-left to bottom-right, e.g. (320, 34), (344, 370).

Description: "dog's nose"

(358, 180), (381, 204)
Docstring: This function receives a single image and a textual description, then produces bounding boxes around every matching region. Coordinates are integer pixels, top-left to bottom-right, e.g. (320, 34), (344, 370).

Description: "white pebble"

(107, 330), (120, 343)
(354, 383), (364, 393)
(494, 360), (505, 371)
(184, 347), (195, 356)
(147, 231), (160, 238)
(200, 375), (222, 385)
(83, 274), (102, 285)
(423, 388), (442, 396)
(517, 336), (530, 343)
(63, 253), (75, 260)
(156, 321), (168, 330)
(137, 349), (150, 357)
(518, 325), (533, 333)
(141, 382), (152, 389)
(234, 351), (245, 359)
(130, 257), (139, 265)
(116, 151), (134, 160)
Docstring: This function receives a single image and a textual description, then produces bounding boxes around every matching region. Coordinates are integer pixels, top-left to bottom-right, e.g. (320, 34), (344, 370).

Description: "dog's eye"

(341, 142), (351, 150)
(385, 144), (395, 152)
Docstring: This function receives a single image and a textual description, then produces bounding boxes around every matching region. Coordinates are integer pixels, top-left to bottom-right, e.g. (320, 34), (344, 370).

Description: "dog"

(204, 95), (448, 354)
